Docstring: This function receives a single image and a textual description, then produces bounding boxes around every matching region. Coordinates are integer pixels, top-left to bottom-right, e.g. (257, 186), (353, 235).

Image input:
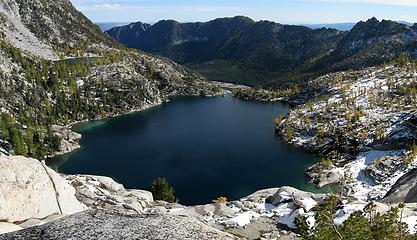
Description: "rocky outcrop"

(265, 187), (325, 207)
(278, 65), (417, 200)
(50, 125), (81, 155)
(382, 168), (417, 204)
(0, 210), (238, 240)
(0, 155), (86, 234)
(166, 187), (324, 239)
(66, 175), (154, 214)
(3, 160), (417, 239)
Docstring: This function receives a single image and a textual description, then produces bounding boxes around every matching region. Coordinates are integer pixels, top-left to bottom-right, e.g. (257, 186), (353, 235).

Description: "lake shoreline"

(49, 95), (322, 205)
(49, 80), (286, 159)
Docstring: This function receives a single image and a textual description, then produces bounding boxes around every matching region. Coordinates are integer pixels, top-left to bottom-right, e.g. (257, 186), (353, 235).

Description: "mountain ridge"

(107, 16), (417, 87)
(108, 16), (344, 87)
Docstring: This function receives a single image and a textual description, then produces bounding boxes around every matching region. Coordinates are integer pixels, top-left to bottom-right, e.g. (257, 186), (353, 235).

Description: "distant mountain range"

(304, 23), (356, 31)
(99, 20), (414, 33)
(304, 21), (413, 31)
(106, 16), (343, 86)
(96, 22), (130, 31)
(106, 17), (417, 87)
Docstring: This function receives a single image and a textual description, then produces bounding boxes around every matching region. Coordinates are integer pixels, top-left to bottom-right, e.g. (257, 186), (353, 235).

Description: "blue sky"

(69, 0), (417, 24)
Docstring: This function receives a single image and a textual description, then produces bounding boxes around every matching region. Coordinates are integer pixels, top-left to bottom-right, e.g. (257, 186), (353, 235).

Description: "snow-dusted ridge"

(279, 64), (417, 198)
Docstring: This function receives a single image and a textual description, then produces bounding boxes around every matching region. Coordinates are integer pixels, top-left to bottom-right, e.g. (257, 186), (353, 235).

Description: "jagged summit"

(317, 17), (417, 72)
(366, 16), (379, 23)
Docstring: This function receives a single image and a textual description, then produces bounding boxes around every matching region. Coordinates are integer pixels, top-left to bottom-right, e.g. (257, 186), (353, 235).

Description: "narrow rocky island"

(1, 0), (417, 239)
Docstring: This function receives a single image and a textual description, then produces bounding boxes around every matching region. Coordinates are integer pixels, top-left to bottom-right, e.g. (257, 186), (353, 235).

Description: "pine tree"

(150, 177), (177, 203)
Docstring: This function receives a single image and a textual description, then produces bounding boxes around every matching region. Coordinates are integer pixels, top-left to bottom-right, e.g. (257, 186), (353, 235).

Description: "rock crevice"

(40, 161), (63, 215)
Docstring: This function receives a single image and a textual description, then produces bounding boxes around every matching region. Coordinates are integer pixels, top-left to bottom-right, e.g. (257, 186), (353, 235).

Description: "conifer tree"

(150, 177), (177, 203)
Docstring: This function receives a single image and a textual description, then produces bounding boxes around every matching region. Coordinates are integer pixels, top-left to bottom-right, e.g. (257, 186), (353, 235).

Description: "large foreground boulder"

(0, 155), (86, 223)
(0, 210), (239, 240)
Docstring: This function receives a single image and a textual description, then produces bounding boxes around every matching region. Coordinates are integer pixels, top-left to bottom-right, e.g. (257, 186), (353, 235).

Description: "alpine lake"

(48, 96), (324, 205)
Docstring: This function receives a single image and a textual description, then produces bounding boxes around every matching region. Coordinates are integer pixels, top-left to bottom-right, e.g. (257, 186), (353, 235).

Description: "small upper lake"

(49, 96), (320, 205)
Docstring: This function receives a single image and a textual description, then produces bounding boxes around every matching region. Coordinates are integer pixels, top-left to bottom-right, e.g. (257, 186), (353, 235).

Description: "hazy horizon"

(70, 0), (417, 25)
(93, 17), (414, 26)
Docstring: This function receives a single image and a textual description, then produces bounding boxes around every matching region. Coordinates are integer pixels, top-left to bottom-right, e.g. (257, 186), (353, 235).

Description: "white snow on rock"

(403, 216), (417, 234)
(278, 208), (316, 229)
(223, 211), (260, 227)
(212, 187), (322, 230)
(330, 149), (417, 201)
(299, 197), (317, 212)
(334, 202), (367, 225)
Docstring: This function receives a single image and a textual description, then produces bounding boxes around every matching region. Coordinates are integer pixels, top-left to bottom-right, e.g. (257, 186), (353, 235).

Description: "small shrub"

(150, 177), (177, 203)
(212, 196), (228, 204)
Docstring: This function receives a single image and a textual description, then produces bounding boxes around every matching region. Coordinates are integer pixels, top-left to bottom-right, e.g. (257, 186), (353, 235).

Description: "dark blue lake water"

(49, 96), (319, 205)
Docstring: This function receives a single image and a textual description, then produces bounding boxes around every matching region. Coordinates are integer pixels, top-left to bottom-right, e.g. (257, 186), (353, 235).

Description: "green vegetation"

(285, 127), (294, 141)
(232, 85), (300, 101)
(150, 177), (177, 203)
(319, 157), (332, 170)
(274, 115), (284, 129)
(296, 196), (413, 240)
(0, 39), (147, 159)
(403, 142), (417, 164)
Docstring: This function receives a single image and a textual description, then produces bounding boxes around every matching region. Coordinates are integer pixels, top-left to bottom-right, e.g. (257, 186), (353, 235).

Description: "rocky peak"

(349, 17), (407, 37)
(315, 17), (416, 72)
(0, 0), (120, 59)
(151, 19), (183, 33)
(13, 0), (116, 47)
(210, 16), (255, 25)
(0, 0), (57, 59)
(367, 16), (379, 24)
(107, 21), (151, 47)
(128, 21), (152, 31)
